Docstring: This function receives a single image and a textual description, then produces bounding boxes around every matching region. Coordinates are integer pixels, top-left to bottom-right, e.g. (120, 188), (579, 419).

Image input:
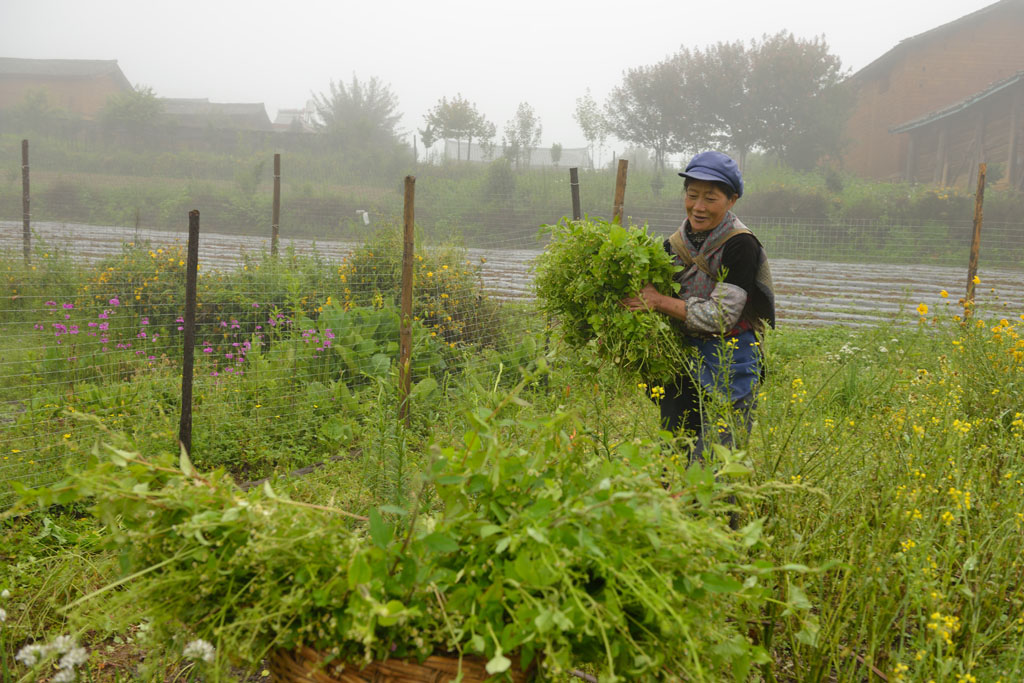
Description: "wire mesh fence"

(2, 136), (1023, 506)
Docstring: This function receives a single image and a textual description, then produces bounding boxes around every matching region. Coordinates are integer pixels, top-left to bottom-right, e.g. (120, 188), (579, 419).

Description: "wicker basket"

(269, 646), (529, 683)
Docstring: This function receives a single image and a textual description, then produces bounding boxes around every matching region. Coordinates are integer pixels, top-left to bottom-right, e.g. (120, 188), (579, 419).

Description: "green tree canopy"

(423, 94), (494, 161)
(574, 88), (607, 169)
(503, 102), (543, 170)
(312, 74), (404, 152)
(99, 85), (163, 133)
(603, 51), (702, 172)
(747, 32), (851, 169)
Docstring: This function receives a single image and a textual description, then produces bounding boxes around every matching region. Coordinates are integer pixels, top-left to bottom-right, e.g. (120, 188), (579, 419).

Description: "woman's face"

(685, 180), (737, 232)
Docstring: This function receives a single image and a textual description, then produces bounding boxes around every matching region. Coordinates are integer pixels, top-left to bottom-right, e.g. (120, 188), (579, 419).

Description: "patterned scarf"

(672, 211), (739, 300)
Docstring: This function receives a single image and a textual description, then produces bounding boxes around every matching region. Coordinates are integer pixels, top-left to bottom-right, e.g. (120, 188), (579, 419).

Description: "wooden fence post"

(179, 210), (201, 455)
(964, 163), (986, 318)
(21, 139), (30, 264)
(569, 167), (582, 220)
(612, 159), (628, 224)
(271, 153), (281, 257)
(398, 176), (416, 428)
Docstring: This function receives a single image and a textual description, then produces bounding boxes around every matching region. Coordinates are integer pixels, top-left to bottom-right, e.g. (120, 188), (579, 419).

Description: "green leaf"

(369, 508), (393, 549)
(347, 553), (371, 585)
(740, 518), (764, 548)
(479, 524), (502, 538)
(717, 462), (753, 477)
(485, 653), (512, 675)
(179, 443), (194, 477)
(410, 376), (439, 401)
(788, 584), (812, 610)
(423, 532), (459, 553)
(379, 505), (408, 516)
(700, 573), (743, 593)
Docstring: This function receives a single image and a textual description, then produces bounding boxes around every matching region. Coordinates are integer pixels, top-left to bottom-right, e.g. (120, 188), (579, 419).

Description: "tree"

(312, 74), (404, 153)
(550, 142), (563, 167)
(574, 89), (607, 168)
(747, 32), (850, 169)
(423, 94), (494, 162)
(503, 102), (542, 170)
(687, 42), (762, 170)
(603, 52), (702, 172)
(99, 85), (163, 133)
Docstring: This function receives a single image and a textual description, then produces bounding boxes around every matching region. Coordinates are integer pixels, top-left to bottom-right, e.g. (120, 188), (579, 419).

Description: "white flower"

(878, 346), (888, 353)
(60, 647), (89, 670)
(183, 638), (216, 663)
(50, 635), (77, 654)
(15, 643), (43, 667)
(0, 607), (6, 623)
(1, 588), (10, 599)
(52, 668), (76, 683)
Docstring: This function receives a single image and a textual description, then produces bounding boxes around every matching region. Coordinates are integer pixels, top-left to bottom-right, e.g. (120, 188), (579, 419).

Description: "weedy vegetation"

(1, 226), (1024, 681)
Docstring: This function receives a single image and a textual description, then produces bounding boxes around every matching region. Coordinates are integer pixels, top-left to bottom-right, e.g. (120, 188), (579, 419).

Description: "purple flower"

(98, 311), (109, 319)
(141, 317), (149, 325)
(62, 303), (74, 310)
(137, 332), (147, 339)
(148, 355), (156, 360)
(109, 298), (120, 306)
(225, 367), (235, 373)
(69, 325), (79, 335)
(100, 336), (109, 343)
(99, 322), (109, 331)
(176, 316), (184, 323)
(178, 326), (184, 331)
(33, 323), (43, 331)
(255, 325), (262, 331)
(211, 371), (219, 377)
(203, 346), (213, 354)
(225, 353), (233, 359)
(220, 321), (228, 328)
(45, 301), (56, 307)
(252, 303), (259, 308)
(88, 322), (97, 328)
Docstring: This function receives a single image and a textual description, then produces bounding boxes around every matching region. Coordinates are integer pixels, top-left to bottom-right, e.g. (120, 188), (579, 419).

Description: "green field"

(1, 225), (1023, 681)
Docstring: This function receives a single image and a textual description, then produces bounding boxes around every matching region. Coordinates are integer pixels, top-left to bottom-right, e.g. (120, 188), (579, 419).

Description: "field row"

(3, 220), (1023, 326)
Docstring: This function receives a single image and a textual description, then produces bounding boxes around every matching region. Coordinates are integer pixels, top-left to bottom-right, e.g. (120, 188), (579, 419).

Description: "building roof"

(159, 98), (273, 130)
(851, 0), (1024, 81)
(0, 57), (133, 90)
(890, 70), (1024, 132)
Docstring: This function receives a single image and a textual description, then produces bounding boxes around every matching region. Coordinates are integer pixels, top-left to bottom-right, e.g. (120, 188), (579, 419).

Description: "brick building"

(0, 57), (133, 118)
(841, 0), (1024, 184)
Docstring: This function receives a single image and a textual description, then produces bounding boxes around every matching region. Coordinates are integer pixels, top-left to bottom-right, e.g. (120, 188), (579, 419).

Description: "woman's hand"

(621, 283), (664, 313)
(622, 283), (688, 322)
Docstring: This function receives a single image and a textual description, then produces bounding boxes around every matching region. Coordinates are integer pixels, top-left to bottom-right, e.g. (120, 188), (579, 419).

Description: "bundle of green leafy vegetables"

(12, 403), (797, 682)
(533, 217), (686, 382)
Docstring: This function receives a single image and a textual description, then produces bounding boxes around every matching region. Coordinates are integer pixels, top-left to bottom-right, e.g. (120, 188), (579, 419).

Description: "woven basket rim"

(269, 645), (530, 682)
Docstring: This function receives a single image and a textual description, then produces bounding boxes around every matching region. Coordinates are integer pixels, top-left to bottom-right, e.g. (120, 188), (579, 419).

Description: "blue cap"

(678, 151), (743, 198)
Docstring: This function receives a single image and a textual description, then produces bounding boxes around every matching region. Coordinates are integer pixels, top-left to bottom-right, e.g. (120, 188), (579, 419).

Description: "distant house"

(0, 57), (133, 118)
(892, 71), (1024, 190)
(442, 139), (592, 168)
(272, 102), (317, 132)
(159, 98), (273, 131)
(841, 0), (1024, 186)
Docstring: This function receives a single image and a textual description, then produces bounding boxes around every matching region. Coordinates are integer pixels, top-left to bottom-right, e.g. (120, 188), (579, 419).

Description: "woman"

(622, 151), (775, 462)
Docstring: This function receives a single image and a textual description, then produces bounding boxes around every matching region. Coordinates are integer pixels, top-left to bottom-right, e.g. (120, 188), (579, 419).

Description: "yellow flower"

(939, 289), (949, 298)
(972, 275), (980, 285)
(917, 303), (929, 316)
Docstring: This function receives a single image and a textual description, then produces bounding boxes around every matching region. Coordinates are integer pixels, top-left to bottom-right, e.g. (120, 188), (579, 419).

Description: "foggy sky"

(0, 0), (1000, 150)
